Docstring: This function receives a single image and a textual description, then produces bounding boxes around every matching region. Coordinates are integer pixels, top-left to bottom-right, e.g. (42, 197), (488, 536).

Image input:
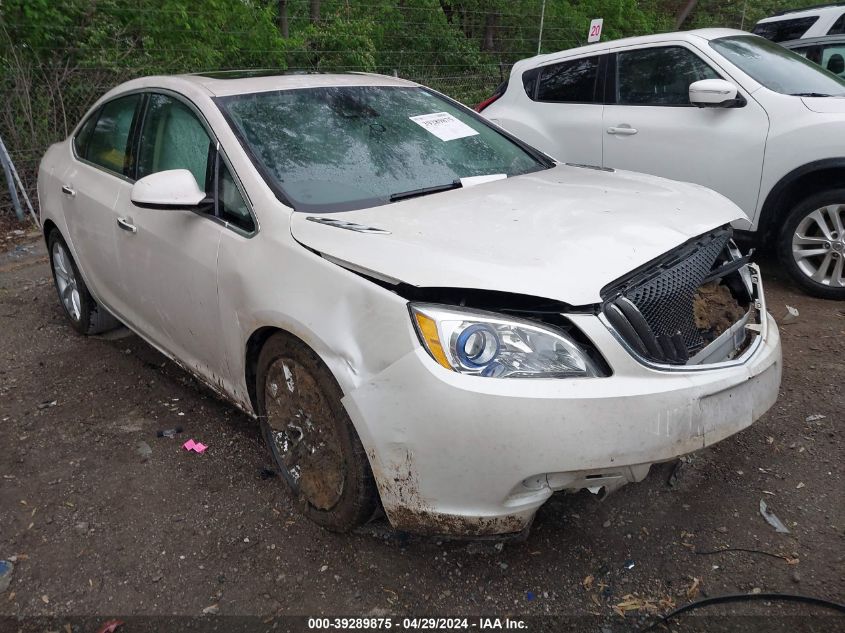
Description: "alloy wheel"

(791, 204), (845, 288)
(51, 241), (82, 321)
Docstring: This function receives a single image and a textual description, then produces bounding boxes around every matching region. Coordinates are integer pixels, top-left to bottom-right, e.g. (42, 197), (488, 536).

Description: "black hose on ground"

(639, 592), (845, 632)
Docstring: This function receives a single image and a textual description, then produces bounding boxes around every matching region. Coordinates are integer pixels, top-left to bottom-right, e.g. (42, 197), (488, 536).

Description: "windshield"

(711, 35), (845, 96)
(218, 85), (549, 212)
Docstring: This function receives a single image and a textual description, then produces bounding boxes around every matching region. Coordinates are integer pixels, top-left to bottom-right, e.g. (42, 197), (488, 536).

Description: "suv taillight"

(475, 80), (508, 112)
(475, 94), (501, 112)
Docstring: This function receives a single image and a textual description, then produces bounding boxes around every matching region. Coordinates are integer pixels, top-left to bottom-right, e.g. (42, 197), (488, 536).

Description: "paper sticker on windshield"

(409, 112), (479, 141)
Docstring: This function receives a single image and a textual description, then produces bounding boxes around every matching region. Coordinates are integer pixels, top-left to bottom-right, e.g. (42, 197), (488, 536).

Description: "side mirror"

(130, 169), (207, 209)
(689, 79), (744, 108)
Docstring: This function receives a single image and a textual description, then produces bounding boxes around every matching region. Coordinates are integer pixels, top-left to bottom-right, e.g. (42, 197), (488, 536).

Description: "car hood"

(290, 165), (745, 306)
(802, 96), (845, 113)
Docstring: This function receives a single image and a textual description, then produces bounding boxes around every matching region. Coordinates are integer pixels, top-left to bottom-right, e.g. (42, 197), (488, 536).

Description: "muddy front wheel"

(256, 333), (378, 531)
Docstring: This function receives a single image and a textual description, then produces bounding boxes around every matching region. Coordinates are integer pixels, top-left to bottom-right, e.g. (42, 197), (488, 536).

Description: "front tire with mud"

(256, 332), (378, 532)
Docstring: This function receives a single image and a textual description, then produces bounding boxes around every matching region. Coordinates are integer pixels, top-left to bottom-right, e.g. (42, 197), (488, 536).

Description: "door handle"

(606, 126), (638, 136)
(61, 185), (76, 197)
(117, 217), (137, 234)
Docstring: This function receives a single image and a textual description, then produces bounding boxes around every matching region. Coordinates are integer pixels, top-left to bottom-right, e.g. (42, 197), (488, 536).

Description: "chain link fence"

(0, 61), (507, 220)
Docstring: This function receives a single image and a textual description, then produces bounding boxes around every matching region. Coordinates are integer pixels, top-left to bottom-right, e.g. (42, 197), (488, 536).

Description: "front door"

(114, 92), (227, 382)
(602, 44), (769, 216)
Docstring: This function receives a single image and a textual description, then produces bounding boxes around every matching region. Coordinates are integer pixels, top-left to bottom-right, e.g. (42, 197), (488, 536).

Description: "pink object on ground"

(183, 439), (208, 454)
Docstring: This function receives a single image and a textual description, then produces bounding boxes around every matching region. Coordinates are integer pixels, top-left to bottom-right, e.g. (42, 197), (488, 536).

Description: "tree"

(278, 0), (290, 37)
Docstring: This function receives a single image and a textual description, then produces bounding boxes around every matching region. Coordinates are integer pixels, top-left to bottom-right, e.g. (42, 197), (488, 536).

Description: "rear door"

(62, 93), (143, 310)
(601, 44), (769, 216)
(495, 54), (606, 166)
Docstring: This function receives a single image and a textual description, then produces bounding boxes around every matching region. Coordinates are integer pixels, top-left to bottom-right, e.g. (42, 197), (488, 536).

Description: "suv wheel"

(778, 190), (845, 300)
(47, 230), (121, 334)
(255, 332), (379, 531)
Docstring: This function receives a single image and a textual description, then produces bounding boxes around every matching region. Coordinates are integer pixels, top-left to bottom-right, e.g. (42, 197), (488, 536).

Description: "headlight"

(410, 303), (599, 378)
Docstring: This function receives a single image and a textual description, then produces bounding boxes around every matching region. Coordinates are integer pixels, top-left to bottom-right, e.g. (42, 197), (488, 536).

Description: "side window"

(616, 46), (720, 106)
(795, 44), (845, 76)
(822, 45), (845, 77)
(752, 17), (819, 41)
(217, 160), (255, 233)
(86, 94), (142, 175)
(137, 93), (213, 190)
(536, 56), (601, 103)
(73, 110), (99, 159)
(830, 13), (845, 35)
(522, 67), (540, 98)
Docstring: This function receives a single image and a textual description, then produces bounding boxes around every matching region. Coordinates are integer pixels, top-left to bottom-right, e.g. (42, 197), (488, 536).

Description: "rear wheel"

(777, 190), (845, 300)
(47, 230), (121, 334)
(256, 333), (378, 531)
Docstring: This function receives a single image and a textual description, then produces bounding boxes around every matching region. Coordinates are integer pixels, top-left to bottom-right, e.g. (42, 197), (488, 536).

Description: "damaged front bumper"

(343, 272), (781, 537)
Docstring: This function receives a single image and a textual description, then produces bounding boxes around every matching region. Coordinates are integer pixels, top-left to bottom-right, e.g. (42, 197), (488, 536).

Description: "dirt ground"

(0, 228), (843, 631)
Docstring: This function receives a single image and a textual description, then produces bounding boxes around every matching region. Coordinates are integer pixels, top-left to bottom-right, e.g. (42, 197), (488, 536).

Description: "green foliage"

(0, 0), (832, 209)
(685, 0), (834, 30)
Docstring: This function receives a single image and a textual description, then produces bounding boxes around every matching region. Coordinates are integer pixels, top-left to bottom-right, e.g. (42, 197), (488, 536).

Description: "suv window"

(137, 93), (213, 188)
(536, 56), (601, 103)
(85, 94), (142, 175)
(831, 13), (845, 35)
(752, 17), (819, 42)
(521, 67), (540, 98)
(794, 42), (845, 77)
(217, 160), (255, 233)
(615, 46), (720, 106)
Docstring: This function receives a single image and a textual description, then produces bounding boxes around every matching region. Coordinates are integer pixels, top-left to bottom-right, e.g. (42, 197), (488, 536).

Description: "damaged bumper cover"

(343, 270), (781, 537)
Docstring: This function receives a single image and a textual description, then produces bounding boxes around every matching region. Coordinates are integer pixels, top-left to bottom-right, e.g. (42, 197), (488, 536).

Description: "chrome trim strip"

(600, 263), (768, 372)
(305, 216), (391, 234)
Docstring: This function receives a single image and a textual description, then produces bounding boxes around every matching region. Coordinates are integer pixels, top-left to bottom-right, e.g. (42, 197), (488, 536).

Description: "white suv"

(480, 29), (845, 299)
(753, 3), (845, 42)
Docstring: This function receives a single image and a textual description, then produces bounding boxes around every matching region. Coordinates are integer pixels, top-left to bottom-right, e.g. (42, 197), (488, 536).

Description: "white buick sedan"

(38, 72), (781, 536)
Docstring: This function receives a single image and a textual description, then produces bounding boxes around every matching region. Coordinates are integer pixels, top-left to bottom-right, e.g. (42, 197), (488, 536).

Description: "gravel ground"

(0, 233), (843, 631)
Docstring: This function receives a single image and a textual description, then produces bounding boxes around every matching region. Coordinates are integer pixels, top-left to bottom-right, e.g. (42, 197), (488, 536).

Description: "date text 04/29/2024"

(307, 617), (527, 630)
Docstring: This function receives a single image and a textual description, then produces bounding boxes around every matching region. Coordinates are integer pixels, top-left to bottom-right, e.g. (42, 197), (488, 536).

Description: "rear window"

(218, 86), (549, 212)
(752, 16), (819, 42)
(522, 67), (540, 99)
(536, 56), (601, 103)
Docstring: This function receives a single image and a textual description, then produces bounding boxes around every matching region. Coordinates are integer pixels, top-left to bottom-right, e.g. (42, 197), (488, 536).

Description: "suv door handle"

(117, 217), (137, 234)
(61, 185), (76, 197)
(607, 126), (638, 136)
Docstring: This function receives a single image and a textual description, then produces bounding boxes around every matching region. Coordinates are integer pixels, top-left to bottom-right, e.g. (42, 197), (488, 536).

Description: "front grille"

(602, 229), (732, 365)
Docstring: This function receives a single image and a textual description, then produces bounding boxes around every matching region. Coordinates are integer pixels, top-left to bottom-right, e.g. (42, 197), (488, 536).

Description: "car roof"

(511, 28), (746, 71)
(107, 71), (419, 99)
(781, 34), (845, 47)
(756, 4), (845, 23)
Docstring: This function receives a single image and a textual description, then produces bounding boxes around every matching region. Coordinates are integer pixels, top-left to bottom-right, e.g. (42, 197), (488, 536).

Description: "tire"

(47, 230), (121, 334)
(777, 189), (845, 300)
(256, 332), (378, 532)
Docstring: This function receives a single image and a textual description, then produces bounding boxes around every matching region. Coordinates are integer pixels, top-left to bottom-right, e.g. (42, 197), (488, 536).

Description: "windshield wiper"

(389, 180), (462, 202)
(790, 92), (833, 97)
